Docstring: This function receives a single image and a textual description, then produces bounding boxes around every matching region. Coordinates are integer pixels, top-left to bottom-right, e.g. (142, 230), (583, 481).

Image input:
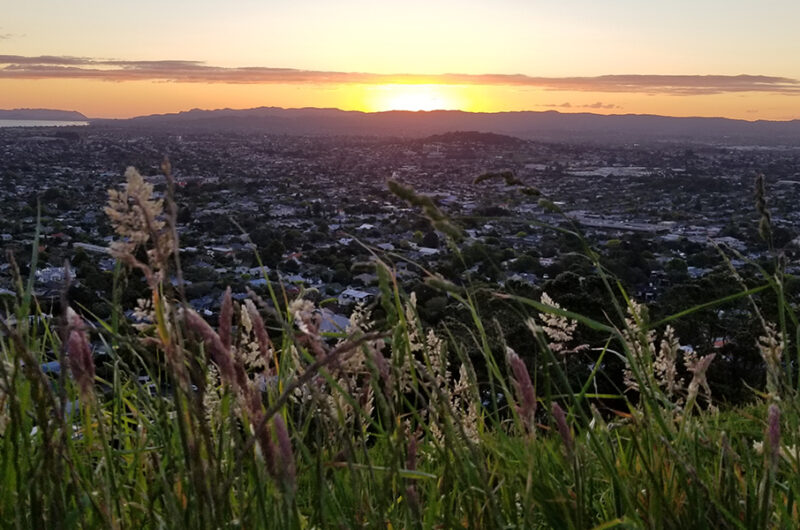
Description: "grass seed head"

(65, 307), (95, 400)
(507, 347), (537, 434)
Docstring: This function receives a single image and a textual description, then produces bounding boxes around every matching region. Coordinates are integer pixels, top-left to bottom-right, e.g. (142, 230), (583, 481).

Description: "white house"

(338, 288), (374, 306)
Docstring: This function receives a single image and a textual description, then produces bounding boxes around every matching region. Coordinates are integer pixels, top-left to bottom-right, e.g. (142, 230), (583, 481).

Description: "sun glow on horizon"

(2, 78), (798, 121)
(366, 84), (465, 112)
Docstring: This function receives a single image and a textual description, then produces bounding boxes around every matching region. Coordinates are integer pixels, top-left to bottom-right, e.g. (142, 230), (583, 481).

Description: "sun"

(368, 84), (462, 112)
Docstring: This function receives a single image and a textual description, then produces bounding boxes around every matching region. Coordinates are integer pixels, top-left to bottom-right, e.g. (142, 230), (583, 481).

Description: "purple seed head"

(507, 348), (537, 432)
(767, 403), (781, 459)
(245, 299), (273, 367)
(552, 402), (573, 454)
(273, 414), (296, 490)
(406, 429), (419, 472)
(65, 307), (95, 399)
(218, 287), (233, 352)
(183, 308), (235, 383)
(372, 345), (392, 386)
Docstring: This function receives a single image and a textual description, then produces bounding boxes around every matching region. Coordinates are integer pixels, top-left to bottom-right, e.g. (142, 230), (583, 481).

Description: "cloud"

(0, 34), (13, 40)
(2, 55), (800, 96)
(544, 101), (621, 110)
(0, 54), (92, 65)
(584, 101), (621, 109)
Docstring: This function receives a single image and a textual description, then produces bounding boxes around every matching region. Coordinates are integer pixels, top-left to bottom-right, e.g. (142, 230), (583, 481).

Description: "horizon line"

(3, 105), (799, 124)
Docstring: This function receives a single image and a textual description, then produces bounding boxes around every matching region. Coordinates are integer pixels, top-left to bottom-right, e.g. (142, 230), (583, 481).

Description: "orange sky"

(2, 1), (800, 120)
(1, 77), (795, 121)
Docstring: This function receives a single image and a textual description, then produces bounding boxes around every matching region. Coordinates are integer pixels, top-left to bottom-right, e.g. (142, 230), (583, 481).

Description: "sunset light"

(368, 84), (463, 112)
(2, 0), (800, 120)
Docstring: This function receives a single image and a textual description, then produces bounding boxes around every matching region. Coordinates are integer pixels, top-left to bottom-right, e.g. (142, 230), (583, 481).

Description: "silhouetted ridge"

(90, 107), (800, 145)
(0, 108), (88, 121)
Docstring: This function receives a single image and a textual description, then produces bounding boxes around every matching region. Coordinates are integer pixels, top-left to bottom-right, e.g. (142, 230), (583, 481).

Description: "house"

(338, 288), (374, 306)
(35, 267), (67, 284)
(317, 308), (351, 334)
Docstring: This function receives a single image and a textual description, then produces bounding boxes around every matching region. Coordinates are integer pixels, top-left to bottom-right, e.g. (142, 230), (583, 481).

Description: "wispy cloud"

(545, 101), (622, 110)
(585, 101), (621, 109)
(2, 55), (800, 96)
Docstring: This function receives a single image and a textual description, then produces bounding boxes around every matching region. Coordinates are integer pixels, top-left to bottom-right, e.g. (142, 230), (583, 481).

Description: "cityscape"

(2, 124), (798, 367)
(0, 124), (800, 304)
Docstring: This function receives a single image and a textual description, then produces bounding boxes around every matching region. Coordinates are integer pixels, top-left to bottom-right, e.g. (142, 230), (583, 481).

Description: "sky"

(2, 0), (799, 119)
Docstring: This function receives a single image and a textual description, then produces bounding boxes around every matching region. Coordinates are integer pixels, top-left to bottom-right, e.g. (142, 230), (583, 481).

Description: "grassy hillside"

(0, 166), (798, 528)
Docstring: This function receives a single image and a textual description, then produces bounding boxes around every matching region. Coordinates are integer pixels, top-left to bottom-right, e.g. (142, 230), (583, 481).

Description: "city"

(2, 126), (798, 307)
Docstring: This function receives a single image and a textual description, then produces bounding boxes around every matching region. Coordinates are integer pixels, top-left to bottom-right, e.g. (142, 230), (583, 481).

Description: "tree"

(421, 231), (440, 248)
(262, 239), (286, 268)
(420, 296), (449, 323)
(665, 258), (689, 283)
(510, 254), (536, 273)
(332, 263), (351, 285)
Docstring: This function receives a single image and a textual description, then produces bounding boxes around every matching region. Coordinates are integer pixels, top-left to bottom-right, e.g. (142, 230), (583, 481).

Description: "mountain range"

(5, 107), (800, 145)
(95, 107), (800, 145)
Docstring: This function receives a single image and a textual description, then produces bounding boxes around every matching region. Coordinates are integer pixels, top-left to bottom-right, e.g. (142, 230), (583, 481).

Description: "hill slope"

(0, 108), (88, 121)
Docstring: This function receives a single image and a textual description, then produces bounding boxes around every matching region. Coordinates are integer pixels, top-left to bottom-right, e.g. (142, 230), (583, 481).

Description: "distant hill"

(0, 108), (88, 121)
(92, 107), (800, 145)
(421, 131), (527, 145)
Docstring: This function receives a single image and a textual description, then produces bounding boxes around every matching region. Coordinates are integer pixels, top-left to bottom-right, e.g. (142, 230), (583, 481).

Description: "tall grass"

(0, 167), (797, 528)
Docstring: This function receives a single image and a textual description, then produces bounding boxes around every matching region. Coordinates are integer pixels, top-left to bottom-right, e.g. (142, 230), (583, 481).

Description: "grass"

(0, 166), (798, 528)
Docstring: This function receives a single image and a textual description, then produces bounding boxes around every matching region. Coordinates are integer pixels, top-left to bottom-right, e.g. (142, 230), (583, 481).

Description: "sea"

(0, 119), (89, 128)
